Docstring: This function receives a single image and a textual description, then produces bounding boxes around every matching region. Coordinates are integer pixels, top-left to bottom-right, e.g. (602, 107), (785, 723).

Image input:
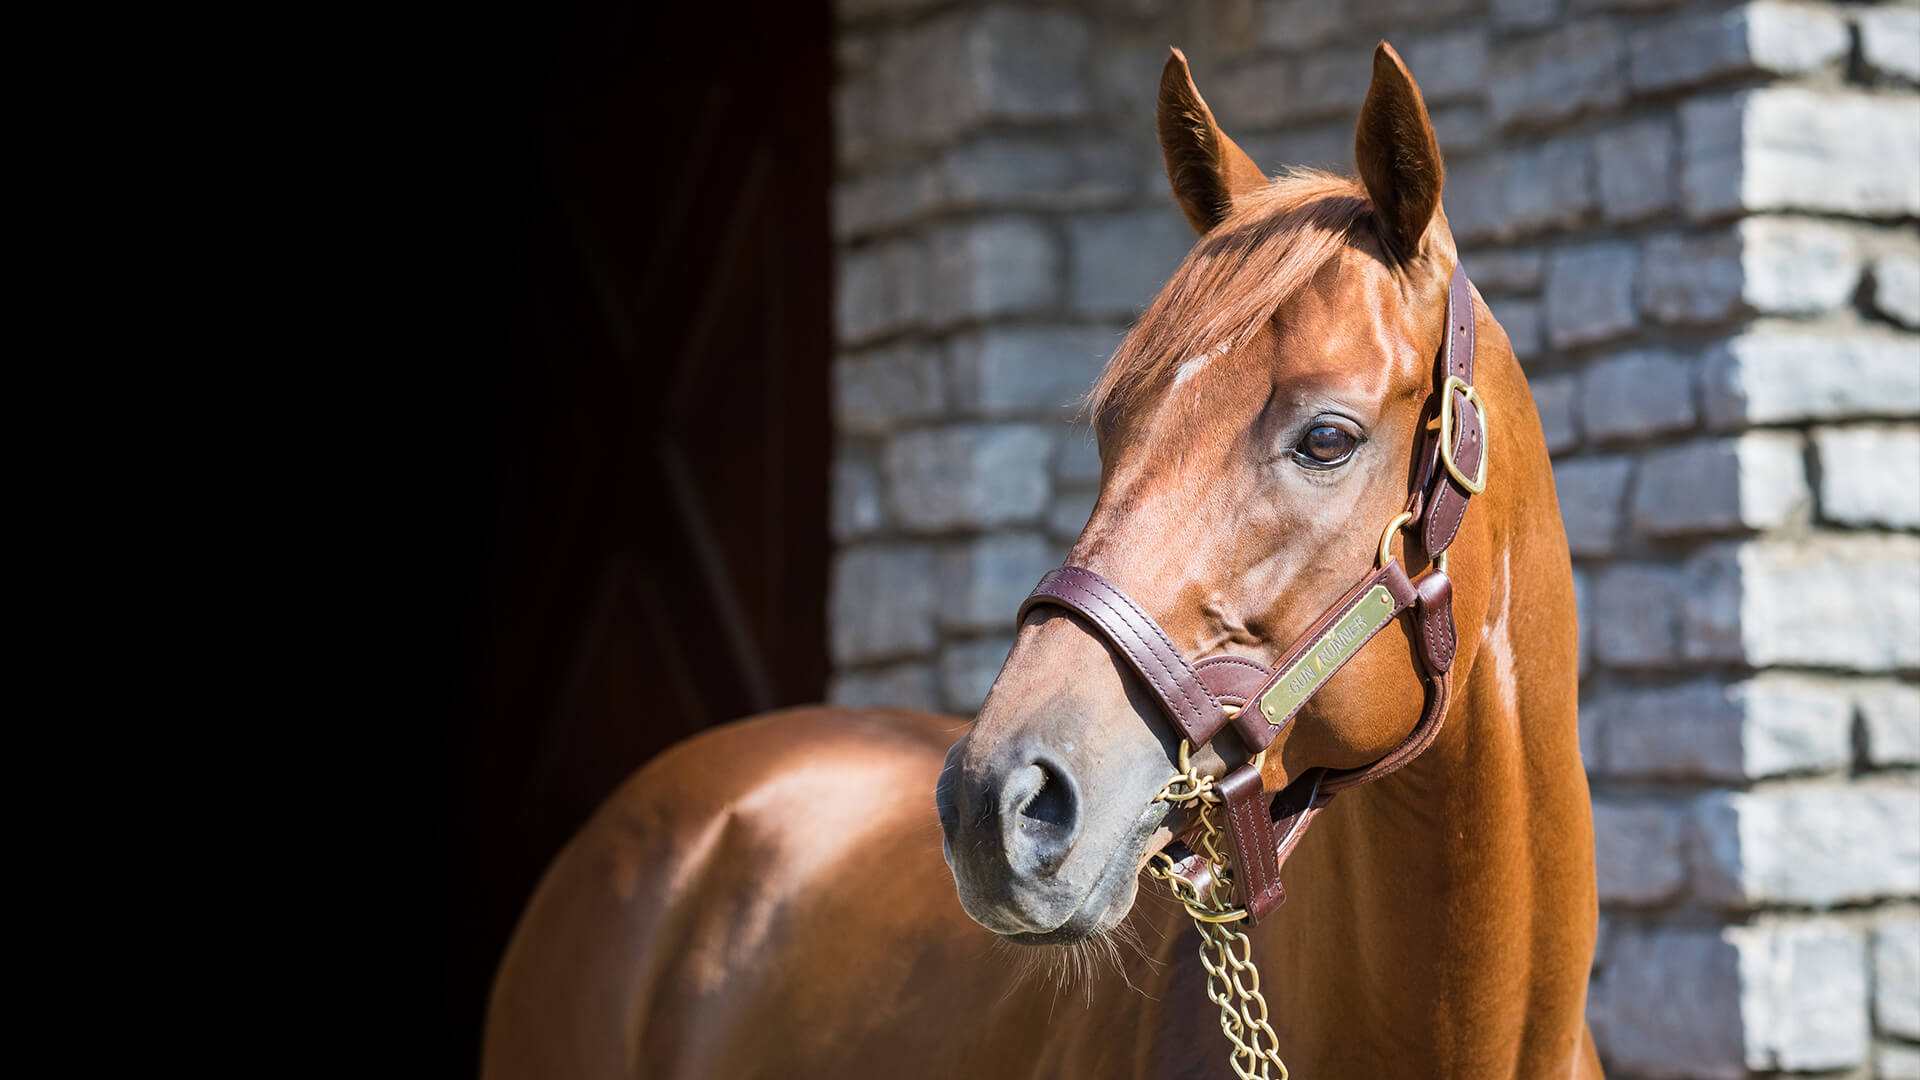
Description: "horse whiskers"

(1133, 890), (1178, 945)
(1111, 910), (1166, 986)
(1040, 935), (1118, 1009)
(989, 906), (1161, 1007)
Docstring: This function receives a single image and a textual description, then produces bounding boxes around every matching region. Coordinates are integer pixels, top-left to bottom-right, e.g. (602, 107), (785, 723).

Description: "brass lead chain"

(1148, 740), (1290, 1080)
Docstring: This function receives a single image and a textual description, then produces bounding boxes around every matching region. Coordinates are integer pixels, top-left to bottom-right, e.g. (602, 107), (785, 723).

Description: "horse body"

(486, 42), (1602, 1079)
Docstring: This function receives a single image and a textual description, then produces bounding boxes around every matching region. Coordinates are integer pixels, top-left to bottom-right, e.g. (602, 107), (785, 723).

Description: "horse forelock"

(1088, 169), (1375, 430)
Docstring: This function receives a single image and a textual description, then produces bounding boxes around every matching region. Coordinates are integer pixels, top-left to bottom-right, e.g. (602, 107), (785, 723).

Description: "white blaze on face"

(1173, 342), (1230, 389)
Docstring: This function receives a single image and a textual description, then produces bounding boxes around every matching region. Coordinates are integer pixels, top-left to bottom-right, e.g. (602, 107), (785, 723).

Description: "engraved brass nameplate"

(1259, 584), (1397, 726)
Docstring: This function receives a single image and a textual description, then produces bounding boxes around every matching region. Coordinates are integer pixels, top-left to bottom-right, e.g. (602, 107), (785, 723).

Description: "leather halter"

(1017, 262), (1485, 924)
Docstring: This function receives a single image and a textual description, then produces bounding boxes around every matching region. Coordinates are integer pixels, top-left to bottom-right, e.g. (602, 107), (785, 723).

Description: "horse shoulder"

(484, 706), (981, 1079)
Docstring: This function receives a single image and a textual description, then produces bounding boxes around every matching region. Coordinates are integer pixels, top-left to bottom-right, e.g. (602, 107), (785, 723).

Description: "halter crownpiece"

(1017, 261), (1487, 925)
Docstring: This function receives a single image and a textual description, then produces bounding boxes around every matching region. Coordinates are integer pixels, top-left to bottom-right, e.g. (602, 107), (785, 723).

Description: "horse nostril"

(1021, 762), (1075, 829)
(1002, 757), (1080, 877)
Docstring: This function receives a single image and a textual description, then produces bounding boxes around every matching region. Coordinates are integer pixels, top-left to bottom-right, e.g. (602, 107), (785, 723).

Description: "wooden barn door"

(442, 1), (831, 1069)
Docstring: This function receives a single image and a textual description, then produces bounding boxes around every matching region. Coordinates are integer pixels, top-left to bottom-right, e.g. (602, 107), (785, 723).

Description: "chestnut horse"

(485, 44), (1600, 1079)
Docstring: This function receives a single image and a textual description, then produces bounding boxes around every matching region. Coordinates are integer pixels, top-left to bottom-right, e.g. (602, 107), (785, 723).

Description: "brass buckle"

(1437, 375), (1488, 495)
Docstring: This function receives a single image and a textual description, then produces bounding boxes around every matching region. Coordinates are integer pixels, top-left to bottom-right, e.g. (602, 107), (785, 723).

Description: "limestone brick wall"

(831, 2), (1920, 1075)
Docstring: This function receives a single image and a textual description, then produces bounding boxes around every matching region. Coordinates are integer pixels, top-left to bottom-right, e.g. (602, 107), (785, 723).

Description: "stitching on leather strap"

(1027, 568), (1220, 741)
(1222, 771), (1283, 912)
(1054, 577), (1211, 729)
(1049, 582), (1197, 728)
(1053, 567), (1223, 711)
(1232, 800), (1282, 910)
(1421, 602), (1453, 673)
(1194, 656), (1271, 676)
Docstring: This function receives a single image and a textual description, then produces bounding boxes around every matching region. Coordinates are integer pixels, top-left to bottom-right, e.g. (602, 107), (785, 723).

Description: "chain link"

(1147, 741), (1290, 1080)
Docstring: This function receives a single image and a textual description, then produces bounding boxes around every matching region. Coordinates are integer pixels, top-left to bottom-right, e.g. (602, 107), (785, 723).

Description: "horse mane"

(1089, 170), (1374, 425)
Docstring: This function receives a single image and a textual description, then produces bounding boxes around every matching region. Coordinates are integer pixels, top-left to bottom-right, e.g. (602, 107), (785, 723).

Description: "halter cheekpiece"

(1017, 261), (1487, 925)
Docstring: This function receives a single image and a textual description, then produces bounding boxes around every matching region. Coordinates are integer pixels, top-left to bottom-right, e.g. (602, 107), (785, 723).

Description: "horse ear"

(1157, 48), (1268, 235)
(1354, 42), (1444, 259)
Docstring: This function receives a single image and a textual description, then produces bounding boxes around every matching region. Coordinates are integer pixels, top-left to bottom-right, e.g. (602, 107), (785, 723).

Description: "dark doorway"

(440, 1), (831, 1070)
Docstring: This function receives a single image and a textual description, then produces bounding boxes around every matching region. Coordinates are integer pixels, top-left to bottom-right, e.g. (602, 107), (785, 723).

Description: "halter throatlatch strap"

(1016, 262), (1485, 925)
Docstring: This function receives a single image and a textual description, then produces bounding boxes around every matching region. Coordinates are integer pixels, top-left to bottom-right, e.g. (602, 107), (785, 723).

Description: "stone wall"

(831, 1), (1920, 1075)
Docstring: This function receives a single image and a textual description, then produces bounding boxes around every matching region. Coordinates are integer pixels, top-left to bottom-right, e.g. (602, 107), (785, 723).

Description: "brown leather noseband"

(1017, 262), (1486, 924)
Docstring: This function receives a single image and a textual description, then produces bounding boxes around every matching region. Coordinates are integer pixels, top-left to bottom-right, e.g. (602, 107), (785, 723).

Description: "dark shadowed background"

(437, 1), (831, 1071)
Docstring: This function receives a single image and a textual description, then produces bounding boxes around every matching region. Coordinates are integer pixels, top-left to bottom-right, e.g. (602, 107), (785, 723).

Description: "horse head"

(937, 43), (1502, 944)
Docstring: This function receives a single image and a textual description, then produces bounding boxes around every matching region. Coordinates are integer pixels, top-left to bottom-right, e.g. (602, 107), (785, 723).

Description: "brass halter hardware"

(1149, 736), (1290, 1079)
(1437, 375), (1489, 494)
(1376, 511), (1415, 569)
(1377, 509), (1449, 575)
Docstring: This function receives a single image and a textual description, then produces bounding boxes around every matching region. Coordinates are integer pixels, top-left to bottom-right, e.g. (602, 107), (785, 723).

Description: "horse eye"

(1297, 424), (1358, 465)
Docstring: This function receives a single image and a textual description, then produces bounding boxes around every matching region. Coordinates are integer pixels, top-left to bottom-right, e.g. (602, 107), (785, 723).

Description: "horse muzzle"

(936, 731), (1169, 940)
